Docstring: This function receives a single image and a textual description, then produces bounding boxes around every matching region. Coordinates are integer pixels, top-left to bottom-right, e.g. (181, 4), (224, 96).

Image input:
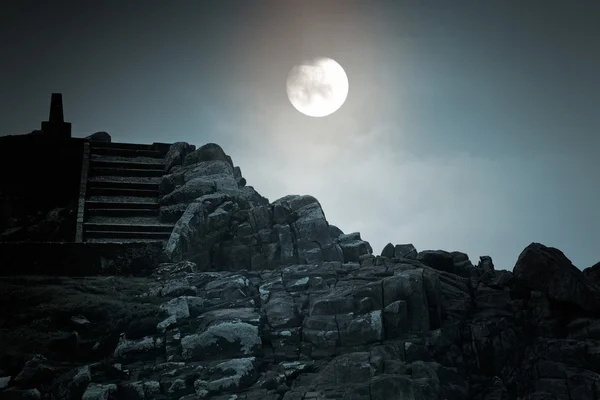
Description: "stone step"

(86, 215), (169, 225)
(86, 208), (159, 217)
(84, 222), (174, 233)
(87, 178), (160, 190)
(90, 141), (154, 151)
(91, 154), (167, 164)
(88, 195), (157, 204)
(89, 166), (165, 178)
(84, 238), (167, 244)
(91, 146), (164, 159)
(90, 159), (165, 171)
(87, 186), (159, 198)
(84, 230), (172, 240)
(86, 200), (159, 210)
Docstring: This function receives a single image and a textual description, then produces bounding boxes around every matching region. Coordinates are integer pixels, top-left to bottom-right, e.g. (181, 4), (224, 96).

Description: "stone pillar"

(41, 93), (72, 139)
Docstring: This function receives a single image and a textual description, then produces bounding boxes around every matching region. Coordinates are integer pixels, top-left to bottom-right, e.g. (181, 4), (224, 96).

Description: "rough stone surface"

(159, 143), (371, 269)
(163, 142), (195, 174)
(0, 142), (598, 400)
(583, 261), (600, 286)
(513, 242), (600, 312)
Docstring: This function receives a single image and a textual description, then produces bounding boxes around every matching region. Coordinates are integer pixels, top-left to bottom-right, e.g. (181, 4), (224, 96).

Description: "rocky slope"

(1, 143), (599, 400)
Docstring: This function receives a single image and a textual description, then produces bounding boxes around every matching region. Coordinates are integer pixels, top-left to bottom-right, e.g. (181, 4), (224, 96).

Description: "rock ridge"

(0, 141), (598, 400)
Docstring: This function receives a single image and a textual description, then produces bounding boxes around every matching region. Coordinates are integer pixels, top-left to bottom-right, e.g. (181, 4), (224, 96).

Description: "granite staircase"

(81, 141), (174, 243)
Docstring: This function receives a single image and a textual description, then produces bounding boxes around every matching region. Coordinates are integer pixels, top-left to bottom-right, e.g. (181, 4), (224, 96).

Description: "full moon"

(286, 57), (349, 117)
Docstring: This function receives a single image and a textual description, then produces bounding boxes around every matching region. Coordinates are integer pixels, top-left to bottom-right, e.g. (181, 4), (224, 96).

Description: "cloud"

(211, 104), (535, 271)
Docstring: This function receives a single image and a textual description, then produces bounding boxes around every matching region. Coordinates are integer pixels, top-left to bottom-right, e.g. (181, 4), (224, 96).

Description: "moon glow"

(286, 57), (349, 117)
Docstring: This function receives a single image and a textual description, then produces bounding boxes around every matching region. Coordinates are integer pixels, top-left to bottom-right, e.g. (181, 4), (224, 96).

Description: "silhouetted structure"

(41, 93), (71, 138)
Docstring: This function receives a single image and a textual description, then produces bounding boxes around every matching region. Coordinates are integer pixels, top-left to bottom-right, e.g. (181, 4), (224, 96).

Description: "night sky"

(1, 1), (599, 271)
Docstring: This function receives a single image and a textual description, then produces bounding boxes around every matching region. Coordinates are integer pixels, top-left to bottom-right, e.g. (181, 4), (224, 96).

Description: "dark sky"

(1, 1), (599, 270)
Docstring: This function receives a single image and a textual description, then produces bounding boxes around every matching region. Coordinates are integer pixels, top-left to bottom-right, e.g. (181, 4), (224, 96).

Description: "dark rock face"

(158, 144), (373, 271)
(183, 143), (231, 167)
(513, 243), (600, 313)
(381, 243), (418, 260)
(3, 244), (600, 400)
(584, 261), (600, 285)
(1, 142), (599, 400)
(164, 142), (195, 174)
(417, 249), (482, 278)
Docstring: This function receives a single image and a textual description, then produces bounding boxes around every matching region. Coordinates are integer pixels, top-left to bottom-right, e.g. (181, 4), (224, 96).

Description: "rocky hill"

(1, 142), (599, 400)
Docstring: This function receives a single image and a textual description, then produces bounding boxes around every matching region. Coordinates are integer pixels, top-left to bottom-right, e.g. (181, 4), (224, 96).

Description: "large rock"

(85, 131), (111, 142)
(164, 200), (207, 263)
(513, 243), (600, 312)
(160, 143), (374, 270)
(381, 243), (418, 260)
(273, 195), (345, 264)
(183, 143), (232, 167)
(164, 141), (195, 173)
(417, 250), (480, 278)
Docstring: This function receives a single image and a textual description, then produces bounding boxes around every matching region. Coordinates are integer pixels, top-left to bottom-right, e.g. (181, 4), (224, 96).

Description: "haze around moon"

(286, 57), (349, 117)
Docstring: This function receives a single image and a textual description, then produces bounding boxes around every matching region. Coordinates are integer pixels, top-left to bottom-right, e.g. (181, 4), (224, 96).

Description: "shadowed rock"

(583, 261), (600, 286)
(85, 132), (111, 142)
(513, 242), (600, 312)
(183, 143), (231, 167)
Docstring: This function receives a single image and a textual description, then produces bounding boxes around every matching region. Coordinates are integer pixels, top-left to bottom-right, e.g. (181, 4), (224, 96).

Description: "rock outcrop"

(0, 141), (598, 400)
(158, 143), (373, 270)
(85, 131), (111, 142)
(513, 243), (600, 313)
